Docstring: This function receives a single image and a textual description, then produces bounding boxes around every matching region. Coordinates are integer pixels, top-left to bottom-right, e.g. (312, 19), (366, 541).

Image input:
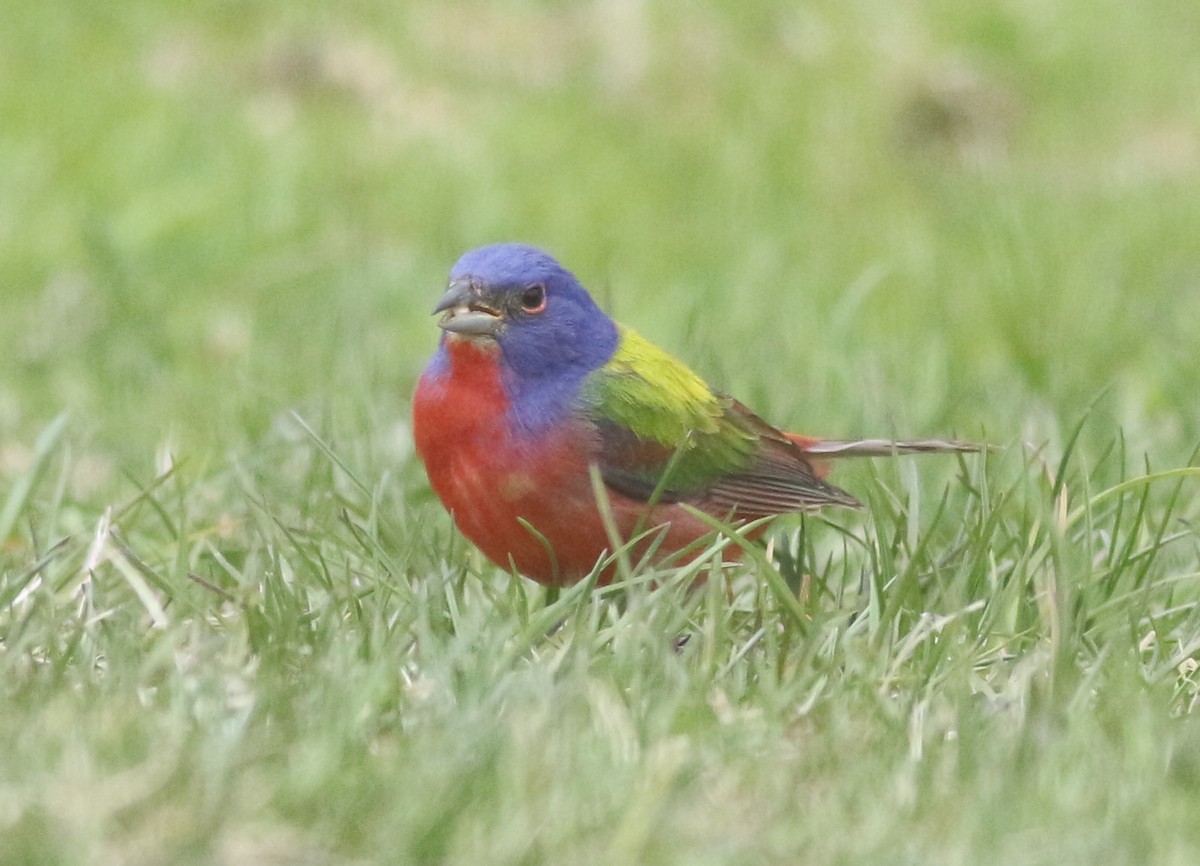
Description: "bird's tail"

(787, 434), (990, 477)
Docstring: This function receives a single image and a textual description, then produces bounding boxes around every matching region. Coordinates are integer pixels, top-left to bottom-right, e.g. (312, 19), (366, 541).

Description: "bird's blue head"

(429, 243), (619, 433)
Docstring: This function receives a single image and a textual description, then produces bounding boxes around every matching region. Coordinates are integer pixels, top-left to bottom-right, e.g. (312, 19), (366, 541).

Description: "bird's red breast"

(413, 337), (717, 585)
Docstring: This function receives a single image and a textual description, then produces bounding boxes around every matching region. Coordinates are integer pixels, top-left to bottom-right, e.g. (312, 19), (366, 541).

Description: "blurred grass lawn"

(3, 1), (1200, 863)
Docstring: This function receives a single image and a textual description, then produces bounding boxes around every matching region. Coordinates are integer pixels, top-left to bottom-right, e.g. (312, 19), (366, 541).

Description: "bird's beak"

(433, 278), (504, 337)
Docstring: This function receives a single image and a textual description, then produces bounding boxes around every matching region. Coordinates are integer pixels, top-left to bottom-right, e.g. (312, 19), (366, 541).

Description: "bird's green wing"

(578, 327), (858, 517)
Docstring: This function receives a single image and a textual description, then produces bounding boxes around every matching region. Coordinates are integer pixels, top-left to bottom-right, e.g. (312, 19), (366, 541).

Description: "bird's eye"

(520, 284), (547, 314)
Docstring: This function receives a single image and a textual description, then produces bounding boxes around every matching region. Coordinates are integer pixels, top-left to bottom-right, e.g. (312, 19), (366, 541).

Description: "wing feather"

(579, 328), (858, 516)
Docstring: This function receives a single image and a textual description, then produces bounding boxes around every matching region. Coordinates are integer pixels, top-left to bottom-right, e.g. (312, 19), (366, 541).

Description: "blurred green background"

(4, 0), (1199, 471)
(4, 2), (1200, 863)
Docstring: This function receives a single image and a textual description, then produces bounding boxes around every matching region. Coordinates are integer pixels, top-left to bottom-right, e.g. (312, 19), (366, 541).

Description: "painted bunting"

(413, 243), (979, 585)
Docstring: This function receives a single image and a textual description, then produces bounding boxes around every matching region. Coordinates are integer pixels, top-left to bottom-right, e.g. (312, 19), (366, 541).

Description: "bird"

(413, 243), (981, 586)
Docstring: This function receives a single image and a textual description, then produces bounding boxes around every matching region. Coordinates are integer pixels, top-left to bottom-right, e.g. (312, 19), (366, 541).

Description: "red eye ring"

(520, 284), (547, 313)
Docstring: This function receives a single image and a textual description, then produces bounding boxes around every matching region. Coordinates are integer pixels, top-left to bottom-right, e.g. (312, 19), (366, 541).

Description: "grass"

(3, 0), (1200, 863)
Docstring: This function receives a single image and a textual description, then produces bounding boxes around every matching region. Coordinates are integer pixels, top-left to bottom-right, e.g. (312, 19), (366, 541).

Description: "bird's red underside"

(413, 338), (733, 585)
